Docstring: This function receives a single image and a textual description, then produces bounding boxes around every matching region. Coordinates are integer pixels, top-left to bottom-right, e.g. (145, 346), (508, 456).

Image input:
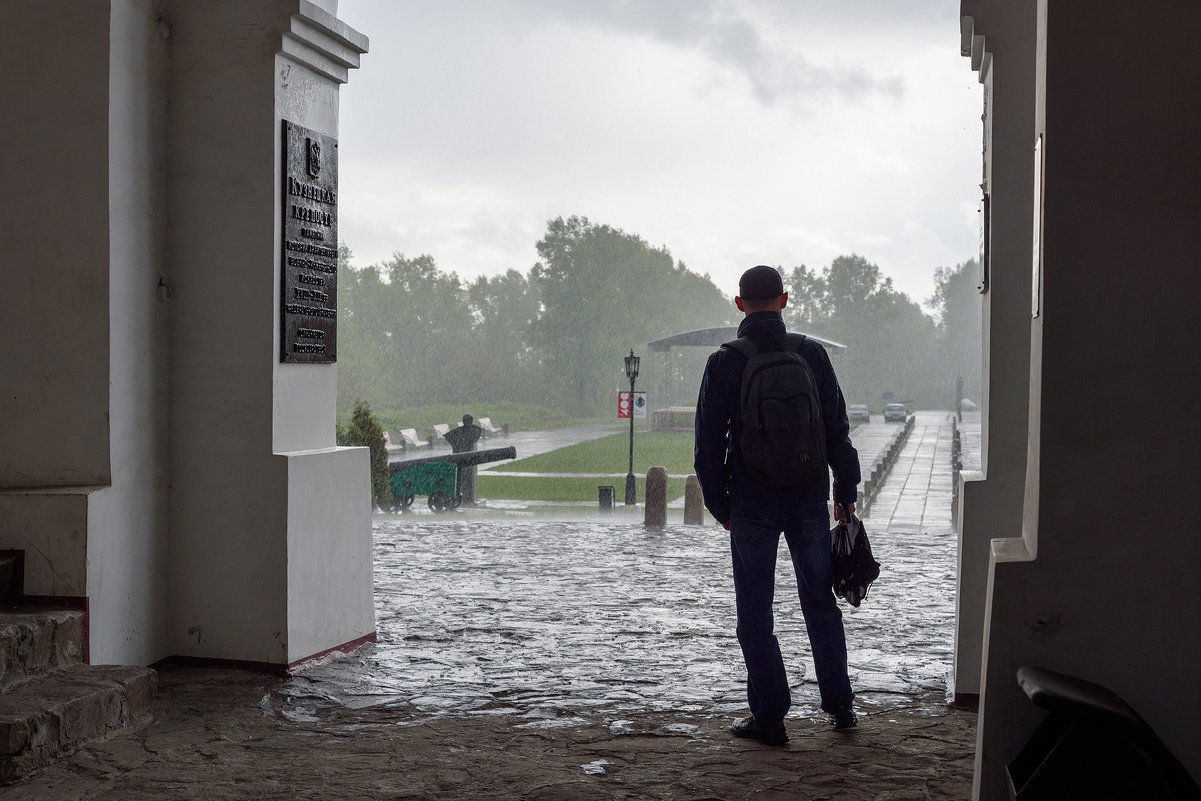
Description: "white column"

(0, 0), (173, 666)
(167, 0), (373, 667)
(952, 0), (1036, 705)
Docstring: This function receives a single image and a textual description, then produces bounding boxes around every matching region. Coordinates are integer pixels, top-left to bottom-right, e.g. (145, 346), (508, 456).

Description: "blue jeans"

(729, 500), (853, 722)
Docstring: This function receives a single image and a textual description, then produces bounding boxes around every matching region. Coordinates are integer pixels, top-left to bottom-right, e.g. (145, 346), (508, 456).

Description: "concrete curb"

(860, 415), (916, 514)
(950, 417), (962, 526)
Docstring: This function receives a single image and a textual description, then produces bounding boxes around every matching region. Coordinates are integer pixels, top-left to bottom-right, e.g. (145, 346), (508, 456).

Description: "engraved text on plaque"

(281, 120), (338, 363)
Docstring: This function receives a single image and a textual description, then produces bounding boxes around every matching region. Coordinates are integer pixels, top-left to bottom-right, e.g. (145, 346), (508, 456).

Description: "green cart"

(387, 445), (517, 513)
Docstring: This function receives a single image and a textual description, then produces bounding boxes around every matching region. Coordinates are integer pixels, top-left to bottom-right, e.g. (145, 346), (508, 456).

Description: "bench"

(1007, 666), (1200, 800)
(430, 423), (452, 444)
(382, 431), (405, 453)
(399, 428), (430, 450)
(478, 417), (504, 437)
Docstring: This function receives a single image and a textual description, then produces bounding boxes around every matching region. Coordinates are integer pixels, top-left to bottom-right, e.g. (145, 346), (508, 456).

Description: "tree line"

(784, 254), (982, 410)
(336, 215), (981, 418)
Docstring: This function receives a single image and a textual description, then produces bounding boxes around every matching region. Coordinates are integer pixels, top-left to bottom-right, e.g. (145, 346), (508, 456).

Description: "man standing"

(694, 265), (861, 745)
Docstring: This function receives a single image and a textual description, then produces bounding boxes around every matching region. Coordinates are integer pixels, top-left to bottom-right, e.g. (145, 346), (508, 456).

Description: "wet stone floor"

(9, 411), (977, 800)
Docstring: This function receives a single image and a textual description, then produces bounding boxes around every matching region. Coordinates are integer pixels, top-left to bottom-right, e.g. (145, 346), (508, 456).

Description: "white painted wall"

(0, 0), (111, 487)
(972, 1), (1201, 797)
(285, 448), (373, 662)
(1, 1), (173, 666)
(273, 45), (340, 455)
(274, 12), (374, 665)
(87, 0), (172, 666)
(0, 1), (111, 632)
(166, 0), (291, 662)
(167, 0), (371, 665)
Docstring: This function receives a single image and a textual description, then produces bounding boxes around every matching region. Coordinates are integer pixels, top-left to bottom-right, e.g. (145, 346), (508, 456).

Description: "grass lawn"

(475, 421), (861, 504)
(489, 430), (696, 475)
(476, 474), (687, 503)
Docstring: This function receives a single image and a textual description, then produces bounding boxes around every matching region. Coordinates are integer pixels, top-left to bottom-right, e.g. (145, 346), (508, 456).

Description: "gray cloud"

(336, 0), (980, 300)
(495, 0), (905, 108)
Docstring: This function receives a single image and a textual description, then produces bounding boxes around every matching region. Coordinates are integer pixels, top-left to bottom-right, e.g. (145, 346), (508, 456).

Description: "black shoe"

(730, 715), (789, 746)
(828, 706), (858, 730)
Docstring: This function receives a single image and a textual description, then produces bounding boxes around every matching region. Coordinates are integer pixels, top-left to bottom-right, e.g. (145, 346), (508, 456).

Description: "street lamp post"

(624, 349), (640, 505)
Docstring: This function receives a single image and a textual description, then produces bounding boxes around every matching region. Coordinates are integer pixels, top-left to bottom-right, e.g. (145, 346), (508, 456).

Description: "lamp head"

(624, 349), (640, 380)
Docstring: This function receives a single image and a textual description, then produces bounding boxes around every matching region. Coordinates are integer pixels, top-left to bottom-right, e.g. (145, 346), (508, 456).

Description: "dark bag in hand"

(831, 514), (880, 607)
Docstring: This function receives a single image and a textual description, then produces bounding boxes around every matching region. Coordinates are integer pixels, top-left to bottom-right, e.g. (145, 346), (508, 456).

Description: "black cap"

(738, 265), (784, 300)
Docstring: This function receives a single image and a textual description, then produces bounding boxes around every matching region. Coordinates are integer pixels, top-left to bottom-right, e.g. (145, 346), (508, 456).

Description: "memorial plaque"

(281, 120), (338, 363)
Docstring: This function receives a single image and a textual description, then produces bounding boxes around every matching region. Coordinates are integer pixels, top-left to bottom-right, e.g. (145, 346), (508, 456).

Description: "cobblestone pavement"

(288, 413), (960, 721)
(6, 412), (978, 801)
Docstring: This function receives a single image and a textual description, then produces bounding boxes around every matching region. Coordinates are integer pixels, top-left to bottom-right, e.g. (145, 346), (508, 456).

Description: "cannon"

(386, 445), (517, 512)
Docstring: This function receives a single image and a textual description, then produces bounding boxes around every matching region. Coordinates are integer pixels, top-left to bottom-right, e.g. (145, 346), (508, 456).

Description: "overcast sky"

(336, 0), (981, 306)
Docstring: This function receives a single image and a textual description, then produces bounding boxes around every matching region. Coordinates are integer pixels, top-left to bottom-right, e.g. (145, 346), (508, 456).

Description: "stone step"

(0, 664), (156, 784)
(0, 610), (85, 690)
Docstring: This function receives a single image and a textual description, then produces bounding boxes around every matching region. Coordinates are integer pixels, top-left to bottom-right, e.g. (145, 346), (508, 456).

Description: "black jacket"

(693, 311), (861, 525)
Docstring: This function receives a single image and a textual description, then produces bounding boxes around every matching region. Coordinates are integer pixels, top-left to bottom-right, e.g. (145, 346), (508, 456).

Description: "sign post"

(622, 351), (642, 505)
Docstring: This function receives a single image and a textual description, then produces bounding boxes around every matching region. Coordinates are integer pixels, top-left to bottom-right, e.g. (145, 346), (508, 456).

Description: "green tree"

(466, 269), (542, 402)
(336, 219), (737, 418)
(929, 259), (983, 408)
(784, 254), (942, 408)
(783, 264), (825, 330)
(337, 245), (394, 413)
(531, 216), (733, 411)
(378, 254), (475, 406)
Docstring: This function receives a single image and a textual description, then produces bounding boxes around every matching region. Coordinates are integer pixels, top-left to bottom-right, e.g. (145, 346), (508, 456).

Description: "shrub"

(338, 400), (391, 510)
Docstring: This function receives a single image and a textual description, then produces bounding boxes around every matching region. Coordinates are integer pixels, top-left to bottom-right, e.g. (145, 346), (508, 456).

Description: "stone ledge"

(0, 611), (84, 690)
(0, 665), (156, 784)
(282, 0), (369, 84)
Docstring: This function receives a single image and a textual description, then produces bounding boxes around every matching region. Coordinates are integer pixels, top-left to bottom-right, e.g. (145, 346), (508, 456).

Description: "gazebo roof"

(647, 327), (846, 354)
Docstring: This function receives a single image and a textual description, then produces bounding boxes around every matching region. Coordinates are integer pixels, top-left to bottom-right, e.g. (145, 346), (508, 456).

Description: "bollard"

(644, 466), (668, 528)
(598, 485), (615, 514)
(683, 475), (704, 525)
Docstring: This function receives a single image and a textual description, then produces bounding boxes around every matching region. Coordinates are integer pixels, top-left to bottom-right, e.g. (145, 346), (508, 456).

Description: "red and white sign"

(617, 391), (647, 419)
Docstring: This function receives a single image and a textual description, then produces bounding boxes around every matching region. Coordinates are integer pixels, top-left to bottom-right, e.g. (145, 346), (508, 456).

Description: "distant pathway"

(865, 411), (955, 528)
(390, 425), (621, 467)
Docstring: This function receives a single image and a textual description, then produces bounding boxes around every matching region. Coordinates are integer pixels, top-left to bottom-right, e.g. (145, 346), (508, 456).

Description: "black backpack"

(722, 333), (827, 488)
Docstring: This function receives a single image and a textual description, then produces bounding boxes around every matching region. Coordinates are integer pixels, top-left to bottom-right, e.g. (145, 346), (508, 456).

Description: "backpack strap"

(721, 337), (757, 358)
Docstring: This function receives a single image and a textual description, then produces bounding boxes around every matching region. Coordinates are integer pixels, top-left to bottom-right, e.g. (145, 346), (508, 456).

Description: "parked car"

(847, 404), (871, 423)
(883, 402), (908, 423)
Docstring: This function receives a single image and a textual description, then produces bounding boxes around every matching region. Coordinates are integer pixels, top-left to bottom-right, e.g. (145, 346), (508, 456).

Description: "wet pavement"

(6, 411), (978, 800)
(284, 413), (958, 722)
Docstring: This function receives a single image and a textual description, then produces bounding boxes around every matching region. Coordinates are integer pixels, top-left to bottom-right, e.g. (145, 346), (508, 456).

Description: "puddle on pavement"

(267, 507), (959, 724)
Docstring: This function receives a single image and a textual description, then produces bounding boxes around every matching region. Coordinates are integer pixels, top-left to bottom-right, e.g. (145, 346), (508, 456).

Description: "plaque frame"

(280, 120), (339, 363)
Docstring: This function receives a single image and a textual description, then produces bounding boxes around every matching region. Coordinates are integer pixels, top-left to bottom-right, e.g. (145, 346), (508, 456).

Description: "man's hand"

(833, 502), (856, 524)
(720, 519), (731, 531)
